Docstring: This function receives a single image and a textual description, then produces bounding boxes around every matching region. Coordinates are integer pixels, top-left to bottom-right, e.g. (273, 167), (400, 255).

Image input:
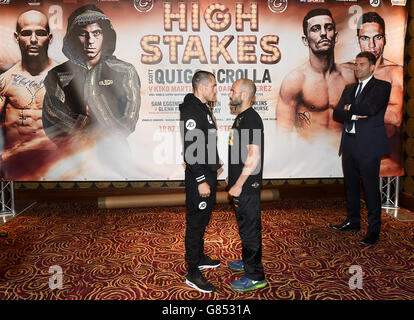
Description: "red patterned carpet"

(0, 198), (414, 300)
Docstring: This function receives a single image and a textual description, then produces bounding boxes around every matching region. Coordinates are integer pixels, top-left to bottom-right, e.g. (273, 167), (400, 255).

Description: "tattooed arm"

(0, 74), (6, 115)
(0, 73), (8, 133)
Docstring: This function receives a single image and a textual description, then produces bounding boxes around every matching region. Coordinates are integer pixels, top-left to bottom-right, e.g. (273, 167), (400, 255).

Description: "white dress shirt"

(347, 75), (373, 134)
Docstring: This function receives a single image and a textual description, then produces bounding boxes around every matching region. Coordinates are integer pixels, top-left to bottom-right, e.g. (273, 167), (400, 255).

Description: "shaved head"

(235, 78), (256, 102)
(16, 10), (50, 34)
(229, 78), (257, 112)
(14, 10), (52, 63)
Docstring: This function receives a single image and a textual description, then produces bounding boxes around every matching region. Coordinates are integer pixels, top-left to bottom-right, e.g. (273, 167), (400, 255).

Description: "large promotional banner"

(0, 0), (407, 181)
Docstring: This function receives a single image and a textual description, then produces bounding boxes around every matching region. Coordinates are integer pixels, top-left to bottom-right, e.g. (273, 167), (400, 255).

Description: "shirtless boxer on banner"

(0, 10), (57, 180)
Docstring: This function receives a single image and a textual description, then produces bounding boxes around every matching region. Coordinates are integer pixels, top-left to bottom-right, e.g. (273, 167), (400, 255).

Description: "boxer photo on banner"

(0, 0), (407, 181)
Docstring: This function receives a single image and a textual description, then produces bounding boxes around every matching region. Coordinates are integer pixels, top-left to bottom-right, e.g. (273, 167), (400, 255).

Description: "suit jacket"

(333, 76), (391, 159)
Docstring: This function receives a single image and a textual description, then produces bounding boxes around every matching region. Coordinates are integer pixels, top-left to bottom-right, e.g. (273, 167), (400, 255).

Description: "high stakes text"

(140, 2), (281, 65)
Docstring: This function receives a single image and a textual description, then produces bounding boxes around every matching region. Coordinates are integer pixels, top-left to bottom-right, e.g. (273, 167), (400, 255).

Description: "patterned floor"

(0, 198), (414, 300)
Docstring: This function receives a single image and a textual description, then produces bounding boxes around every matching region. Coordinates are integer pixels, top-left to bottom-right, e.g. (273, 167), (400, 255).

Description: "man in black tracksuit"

(179, 71), (222, 293)
(227, 79), (267, 292)
(42, 5), (140, 178)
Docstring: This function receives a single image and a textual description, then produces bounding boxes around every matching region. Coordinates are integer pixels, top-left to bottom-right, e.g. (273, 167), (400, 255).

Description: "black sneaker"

(185, 272), (215, 293)
(198, 256), (221, 270)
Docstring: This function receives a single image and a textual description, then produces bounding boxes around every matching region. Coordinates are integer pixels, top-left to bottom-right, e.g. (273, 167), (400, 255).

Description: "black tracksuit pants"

(233, 192), (265, 281)
(184, 169), (217, 275)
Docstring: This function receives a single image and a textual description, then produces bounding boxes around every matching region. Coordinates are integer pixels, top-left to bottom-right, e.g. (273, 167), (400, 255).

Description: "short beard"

(311, 45), (334, 57)
(229, 97), (242, 108)
(22, 44), (49, 62)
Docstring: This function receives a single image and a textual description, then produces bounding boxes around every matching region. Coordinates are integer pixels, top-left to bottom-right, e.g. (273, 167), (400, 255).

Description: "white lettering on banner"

(348, 5), (362, 30)
(391, 0), (406, 5)
(48, 5), (63, 30)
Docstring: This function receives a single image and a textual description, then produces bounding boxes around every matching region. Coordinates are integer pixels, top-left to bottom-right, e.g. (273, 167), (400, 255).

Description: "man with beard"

(276, 8), (355, 140)
(227, 79), (266, 292)
(42, 5), (141, 178)
(356, 12), (404, 177)
(0, 10), (57, 180)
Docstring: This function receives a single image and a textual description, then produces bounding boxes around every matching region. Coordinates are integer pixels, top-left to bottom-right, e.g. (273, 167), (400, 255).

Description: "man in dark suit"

(331, 51), (391, 245)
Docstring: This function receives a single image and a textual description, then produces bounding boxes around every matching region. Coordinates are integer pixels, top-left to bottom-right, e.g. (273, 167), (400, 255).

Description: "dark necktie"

(344, 82), (363, 132)
(354, 82), (363, 104)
